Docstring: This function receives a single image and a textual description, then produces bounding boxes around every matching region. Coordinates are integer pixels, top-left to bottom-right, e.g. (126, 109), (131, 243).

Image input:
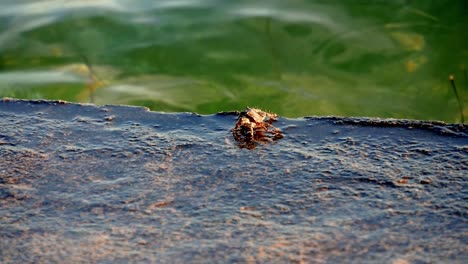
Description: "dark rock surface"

(1, 99), (467, 263)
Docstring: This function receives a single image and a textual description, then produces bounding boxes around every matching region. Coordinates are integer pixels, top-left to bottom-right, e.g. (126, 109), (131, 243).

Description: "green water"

(0, 0), (467, 122)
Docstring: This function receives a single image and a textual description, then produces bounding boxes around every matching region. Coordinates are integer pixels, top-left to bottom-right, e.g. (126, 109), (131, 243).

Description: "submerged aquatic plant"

(449, 74), (465, 123)
(80, 54), (100, 104)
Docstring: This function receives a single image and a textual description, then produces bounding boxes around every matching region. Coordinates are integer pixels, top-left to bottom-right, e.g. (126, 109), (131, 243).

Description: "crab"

(232, 107), (283, 148)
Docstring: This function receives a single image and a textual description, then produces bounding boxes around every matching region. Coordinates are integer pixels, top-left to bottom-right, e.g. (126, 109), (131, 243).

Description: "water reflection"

(0, 0), (466, 122)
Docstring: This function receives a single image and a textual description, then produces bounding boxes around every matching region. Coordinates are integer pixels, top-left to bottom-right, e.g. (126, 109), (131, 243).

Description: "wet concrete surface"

(0, 99), (467, 263)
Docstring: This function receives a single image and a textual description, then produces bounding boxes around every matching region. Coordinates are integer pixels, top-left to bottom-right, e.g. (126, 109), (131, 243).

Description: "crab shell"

(240, 107), (277, 124)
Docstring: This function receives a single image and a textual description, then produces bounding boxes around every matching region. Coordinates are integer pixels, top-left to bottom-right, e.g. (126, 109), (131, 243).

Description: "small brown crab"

(232, 107), (283, 148)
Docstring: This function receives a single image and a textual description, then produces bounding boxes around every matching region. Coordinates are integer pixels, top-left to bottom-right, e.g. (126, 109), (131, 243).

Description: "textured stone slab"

(0, 99), (467, 263)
